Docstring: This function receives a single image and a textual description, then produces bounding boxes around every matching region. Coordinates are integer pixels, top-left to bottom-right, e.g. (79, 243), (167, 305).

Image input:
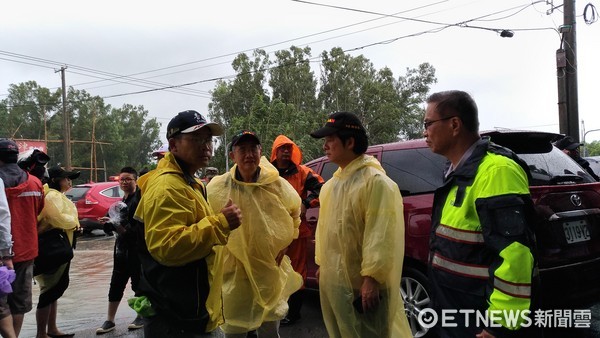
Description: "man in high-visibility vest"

(424, 90), (537, 338)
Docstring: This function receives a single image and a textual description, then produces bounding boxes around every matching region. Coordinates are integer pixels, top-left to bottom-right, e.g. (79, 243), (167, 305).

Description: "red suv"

(305, 130), (600, 338)
(66, 182), (124, 232)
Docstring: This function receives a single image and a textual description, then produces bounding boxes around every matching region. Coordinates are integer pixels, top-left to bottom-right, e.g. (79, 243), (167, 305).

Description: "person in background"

(0, 178), (12, 303)
(424, 90), (536, 338)
(35, 165), (81, 338)
(0, 178), (10, 263)
(270, 135), (324, 326)
(96, 167), (144, 334)
(201, 167), (218, 185)
(135, 110), (242, 337)
(309, 112), (412, 338)
(18, 149), (51, 184)
(207, 130), (302, 338)
(0, 138), (45, 338)
(553, 135), (600, 181)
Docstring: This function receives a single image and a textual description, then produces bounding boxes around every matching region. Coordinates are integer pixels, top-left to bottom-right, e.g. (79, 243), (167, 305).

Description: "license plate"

(563, 220), (591, 244)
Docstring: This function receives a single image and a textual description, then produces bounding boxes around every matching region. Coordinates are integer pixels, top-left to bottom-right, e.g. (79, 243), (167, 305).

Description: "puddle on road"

(22, 234), (136, 337)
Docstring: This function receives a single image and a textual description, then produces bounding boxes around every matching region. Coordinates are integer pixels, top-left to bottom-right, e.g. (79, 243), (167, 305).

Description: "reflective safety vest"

(429, 138), (536, 333)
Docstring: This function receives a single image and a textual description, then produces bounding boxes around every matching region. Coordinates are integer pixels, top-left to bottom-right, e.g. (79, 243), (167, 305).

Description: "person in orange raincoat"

(270, 135), (324, 325)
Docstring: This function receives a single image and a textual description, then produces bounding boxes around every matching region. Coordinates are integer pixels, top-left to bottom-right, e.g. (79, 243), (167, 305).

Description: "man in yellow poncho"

(134, 110), (242, 337)
(310, 112), (412, 338)
(207, 130), (302, 338)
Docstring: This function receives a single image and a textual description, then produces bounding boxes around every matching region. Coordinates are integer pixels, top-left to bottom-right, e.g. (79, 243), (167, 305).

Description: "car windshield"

(65, 187), (90, 202)
(519, 148), (596, 185)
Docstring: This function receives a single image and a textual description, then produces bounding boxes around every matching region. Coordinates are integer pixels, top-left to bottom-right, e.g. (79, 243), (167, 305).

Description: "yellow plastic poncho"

(36, 185), (79, 291)
(37, 185), (79, 244)
(315, 155), (412, 338)
(206, 156), (303, 334)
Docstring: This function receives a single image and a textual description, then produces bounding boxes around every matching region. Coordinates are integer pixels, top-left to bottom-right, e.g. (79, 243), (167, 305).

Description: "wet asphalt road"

(20, 232), (600, 338)
(21, 232), (328, 338)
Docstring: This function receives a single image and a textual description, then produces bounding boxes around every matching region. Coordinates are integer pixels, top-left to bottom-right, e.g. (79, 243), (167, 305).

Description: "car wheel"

(401, 267), (435, 338)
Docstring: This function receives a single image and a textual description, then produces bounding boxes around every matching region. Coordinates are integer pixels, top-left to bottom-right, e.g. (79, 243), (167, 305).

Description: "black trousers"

(108, 241), (141, 302)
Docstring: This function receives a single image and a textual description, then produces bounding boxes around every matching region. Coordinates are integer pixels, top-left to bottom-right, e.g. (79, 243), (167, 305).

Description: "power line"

(1, 1), (448, 98)
(1, 1), (559, 101)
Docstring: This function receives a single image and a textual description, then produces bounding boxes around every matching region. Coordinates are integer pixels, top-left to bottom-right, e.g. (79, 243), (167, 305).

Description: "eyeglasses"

(184, 135), (214, 146)
(119, 178), (135, 183)
(423, 116), (457, 130)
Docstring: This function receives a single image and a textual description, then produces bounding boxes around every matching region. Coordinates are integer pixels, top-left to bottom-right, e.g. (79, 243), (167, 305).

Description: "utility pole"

(557, 0), (580, 141)
(56, 66), (72, 169)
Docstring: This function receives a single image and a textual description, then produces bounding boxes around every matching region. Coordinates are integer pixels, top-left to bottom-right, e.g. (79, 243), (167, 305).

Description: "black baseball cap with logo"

(310, 112), (366, 138)
(166, 110), (224, 139)
(229, 130), (261, 151)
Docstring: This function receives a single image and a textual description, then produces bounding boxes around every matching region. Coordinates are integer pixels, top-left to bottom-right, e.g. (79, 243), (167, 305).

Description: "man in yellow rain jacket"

(134, 110), (242, 337)
(207, 130), (302, 338)
(310, 112), (412, 338)
(424, 91), (537, 338)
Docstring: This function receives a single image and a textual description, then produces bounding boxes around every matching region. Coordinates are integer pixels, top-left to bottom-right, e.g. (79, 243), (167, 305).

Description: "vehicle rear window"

(100, 186), (124, 198)
(381, 148), (447, 195)
(66, 187), (90, 202)
(518, 148), (596, 185)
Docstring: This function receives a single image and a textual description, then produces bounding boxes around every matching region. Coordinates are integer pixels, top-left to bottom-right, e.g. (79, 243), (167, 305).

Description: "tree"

(0, 82), (161, 183)
(208, 45), (437, 173)
(585, 140), (600, 156)
(209, 49), (270, 126)
(0, 81), (61, 139)
(319, 47), (437, 144)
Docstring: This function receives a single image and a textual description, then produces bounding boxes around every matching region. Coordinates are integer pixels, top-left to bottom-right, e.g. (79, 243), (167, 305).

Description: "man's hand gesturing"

(221, 198), (242, 230)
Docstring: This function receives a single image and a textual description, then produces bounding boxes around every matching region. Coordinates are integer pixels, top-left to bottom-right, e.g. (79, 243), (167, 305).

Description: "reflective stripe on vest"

(18, 191), (43, 197)
(494, 275), (531, 299)
(435, 224), (484, 244)
(432, 253), (489, 279)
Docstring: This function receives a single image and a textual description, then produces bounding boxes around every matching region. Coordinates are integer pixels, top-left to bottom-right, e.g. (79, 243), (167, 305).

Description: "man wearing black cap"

(554, 136), (599, 180)
(0, 138), (45, 337)
(134, 110), (242, 337)
(309, 113), (411, 337)
(206, 130), (302, 338)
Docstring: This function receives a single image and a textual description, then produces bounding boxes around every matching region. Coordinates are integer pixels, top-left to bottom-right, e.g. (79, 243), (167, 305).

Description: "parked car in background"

(583, 156), (600, 178)
(305, 130), (600, 338)
(66, 181), (123, 232)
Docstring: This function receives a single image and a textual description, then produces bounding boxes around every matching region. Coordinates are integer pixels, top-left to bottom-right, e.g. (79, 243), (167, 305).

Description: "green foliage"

(0, 81), (161, 183)
(209, 46), (437, 172)
(584, 140), (600, 156)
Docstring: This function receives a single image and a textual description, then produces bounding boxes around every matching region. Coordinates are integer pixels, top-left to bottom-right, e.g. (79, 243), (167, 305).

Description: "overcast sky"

(2, 0), (600, 143)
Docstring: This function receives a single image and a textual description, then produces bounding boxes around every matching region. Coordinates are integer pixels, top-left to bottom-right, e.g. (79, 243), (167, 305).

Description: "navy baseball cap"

(0, 138), (19, 154)
(310, 112), (366, 138)
(166, 110), (224, 139)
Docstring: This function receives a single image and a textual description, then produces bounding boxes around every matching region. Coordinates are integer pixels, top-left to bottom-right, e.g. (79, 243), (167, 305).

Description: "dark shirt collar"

(234, 166), (261, 182)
